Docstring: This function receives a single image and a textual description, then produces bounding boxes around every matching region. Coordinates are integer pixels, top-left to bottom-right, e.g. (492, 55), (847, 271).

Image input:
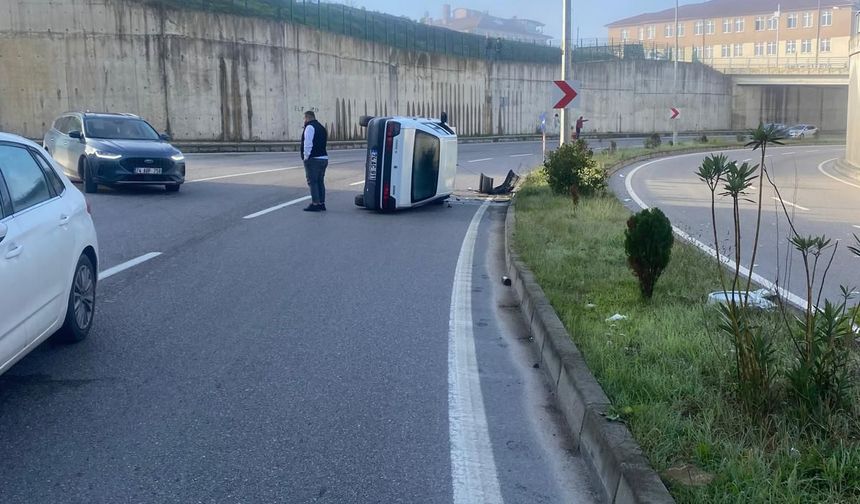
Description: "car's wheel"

(354, 193), (365, 207)
(82, 158), (98, 193)
(56, 254), (96, 343)
(165, 184), (181, 193)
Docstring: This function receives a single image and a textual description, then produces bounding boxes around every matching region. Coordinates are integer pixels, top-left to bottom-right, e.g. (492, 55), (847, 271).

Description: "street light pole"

(775, 4), (781, 68)
(815, 0), (822, 67)
(673, 0), (679, 146)
(560, 0), (572, 146)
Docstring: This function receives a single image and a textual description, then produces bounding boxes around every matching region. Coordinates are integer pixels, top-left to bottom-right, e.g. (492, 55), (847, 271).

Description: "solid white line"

(817, 158), (860, 190)
(99, 252), (162, 280)
(625, 155), (809, 310)
(781, 152), (796, 155)
(189, 166), (302, 183)
(447, 200), (502, 504)
(243, 196), (312, 219)
(853, 225), (860, 230)
(742, 158), (752, 163)
(468, 158), (493, 163)
(771, 197), (809, 211)
(509, 154), (533, 158)
(349, 180), (365, 186)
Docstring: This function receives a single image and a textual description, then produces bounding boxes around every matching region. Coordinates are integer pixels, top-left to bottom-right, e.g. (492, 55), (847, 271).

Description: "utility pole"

(673, 0), (679, 146)
(775, 4), (781, 68)
(815, 0), (822, 67)
(560, 0), (572, 146)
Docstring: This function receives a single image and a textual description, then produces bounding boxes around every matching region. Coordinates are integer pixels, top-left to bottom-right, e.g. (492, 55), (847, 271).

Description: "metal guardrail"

(138, 0), (561, 64)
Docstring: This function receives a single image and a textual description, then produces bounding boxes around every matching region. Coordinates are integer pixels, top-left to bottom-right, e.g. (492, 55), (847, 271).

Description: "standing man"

(575, 116), (588, 140)
(301, 111), (328, 212)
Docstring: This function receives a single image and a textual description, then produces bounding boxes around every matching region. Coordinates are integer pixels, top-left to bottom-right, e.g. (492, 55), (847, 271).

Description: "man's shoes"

(320, 204), (327, 211)
(303, 204), (323, 212)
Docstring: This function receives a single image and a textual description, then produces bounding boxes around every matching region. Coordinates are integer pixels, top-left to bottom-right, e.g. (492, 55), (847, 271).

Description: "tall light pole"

(560, 0), (572, 146)
(673, 0), (679, 145)
(775, 4), (781, 68)
(815, 0), (822, 67)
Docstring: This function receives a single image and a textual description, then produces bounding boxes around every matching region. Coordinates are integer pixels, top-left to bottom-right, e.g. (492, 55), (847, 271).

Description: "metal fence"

(141, 0), (561, 64)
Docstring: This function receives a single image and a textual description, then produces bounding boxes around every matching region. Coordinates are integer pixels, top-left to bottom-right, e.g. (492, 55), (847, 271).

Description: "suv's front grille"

(120, 157), (173, 170)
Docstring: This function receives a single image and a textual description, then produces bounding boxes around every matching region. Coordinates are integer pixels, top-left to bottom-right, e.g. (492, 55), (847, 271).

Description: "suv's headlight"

(171, 153), (185, 162)
(85, 146), (122, 160)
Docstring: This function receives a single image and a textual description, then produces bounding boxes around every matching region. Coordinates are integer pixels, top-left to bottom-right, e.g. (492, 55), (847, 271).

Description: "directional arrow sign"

(670, 107), (680, 119)
(552, 80), (580, 109)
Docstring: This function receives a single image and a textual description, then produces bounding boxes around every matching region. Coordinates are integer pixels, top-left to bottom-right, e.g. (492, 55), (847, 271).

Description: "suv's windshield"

(84, 117), (160, 140)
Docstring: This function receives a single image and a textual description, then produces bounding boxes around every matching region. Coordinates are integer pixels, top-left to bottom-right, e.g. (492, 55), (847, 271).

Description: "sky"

(348, 0), (703, 39)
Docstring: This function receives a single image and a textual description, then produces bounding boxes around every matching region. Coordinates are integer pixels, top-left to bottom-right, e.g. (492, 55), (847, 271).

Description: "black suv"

(43, 112), (185, 193)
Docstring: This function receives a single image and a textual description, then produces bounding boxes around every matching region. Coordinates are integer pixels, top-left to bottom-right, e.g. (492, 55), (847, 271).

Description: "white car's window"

(0, 145), (54, 214)
(411, 131), (441, 203)
(32, 151), (65, 196)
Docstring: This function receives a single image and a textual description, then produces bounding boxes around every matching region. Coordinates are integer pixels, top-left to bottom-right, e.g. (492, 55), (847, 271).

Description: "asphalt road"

(0, 142), (603, 503)
(612, 144), (859, 306)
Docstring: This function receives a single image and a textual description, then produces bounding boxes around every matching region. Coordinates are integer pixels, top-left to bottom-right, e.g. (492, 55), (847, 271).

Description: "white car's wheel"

(56, 254), (96, 343)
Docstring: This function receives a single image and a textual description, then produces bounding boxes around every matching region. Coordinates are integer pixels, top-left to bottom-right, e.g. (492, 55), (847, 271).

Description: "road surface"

(0, 142), (603, 503)
(612, 144), (859, 306)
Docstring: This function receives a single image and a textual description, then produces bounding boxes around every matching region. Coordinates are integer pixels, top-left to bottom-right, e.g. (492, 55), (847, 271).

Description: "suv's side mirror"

(159, 133), (172, 141)
(68, 131), (83, 140)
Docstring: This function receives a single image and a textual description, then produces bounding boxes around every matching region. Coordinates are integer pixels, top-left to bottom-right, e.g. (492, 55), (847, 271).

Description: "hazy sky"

(349, 1), (702, 39)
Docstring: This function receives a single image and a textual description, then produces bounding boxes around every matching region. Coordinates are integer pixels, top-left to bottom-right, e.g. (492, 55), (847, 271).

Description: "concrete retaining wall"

(846, 38), (860, 168)
(0, 0), (740, 142)
(732, 84), (849, 132)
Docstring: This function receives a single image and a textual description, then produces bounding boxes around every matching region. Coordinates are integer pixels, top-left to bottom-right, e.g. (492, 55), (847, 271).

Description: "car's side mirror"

(68, 131), (83, 140)
(159, 133), (172, 141)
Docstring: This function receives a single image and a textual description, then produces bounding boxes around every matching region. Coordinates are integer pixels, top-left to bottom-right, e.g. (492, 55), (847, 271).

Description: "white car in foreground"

(0, 132), (99, 375)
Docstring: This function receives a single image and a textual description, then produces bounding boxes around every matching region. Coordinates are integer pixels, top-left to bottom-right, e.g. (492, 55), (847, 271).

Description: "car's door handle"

(59, 214), (71, 226)
(5, 244), (23, 259)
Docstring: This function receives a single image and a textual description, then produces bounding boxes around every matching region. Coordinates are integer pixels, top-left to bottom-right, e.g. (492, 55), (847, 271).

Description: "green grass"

(594, 139), (743, 173)
(513, 178), (860, 503)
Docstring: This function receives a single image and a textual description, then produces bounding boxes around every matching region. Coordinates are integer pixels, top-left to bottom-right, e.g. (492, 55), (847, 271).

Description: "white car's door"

(0, 210), (33, 370)
(0, 143), (74, 355)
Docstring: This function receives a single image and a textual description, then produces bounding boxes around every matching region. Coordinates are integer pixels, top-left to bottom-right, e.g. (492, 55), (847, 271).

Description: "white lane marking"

(624, 155), (808, 311)
(781, 152), (796, 155)
(853, 225), (860, 230)
(818, 158), (860, 190)
(243, 196), (312, 219)
(468, 158), (493, 163)
(189, 166), (302, 183)
(349, 180), (365, 186)
(447, 200), (502, 504)
(509, 154), (533, 158)
(771, 197), (809, 211)
(807, 150), (819, 153)
(742, 158), (752, 163)
(100, 252), (162, 280)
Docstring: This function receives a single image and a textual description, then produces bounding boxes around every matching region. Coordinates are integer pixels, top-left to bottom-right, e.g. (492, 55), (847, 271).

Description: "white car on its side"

(787, 124), (819, 139)
(0, 132), (99, 376)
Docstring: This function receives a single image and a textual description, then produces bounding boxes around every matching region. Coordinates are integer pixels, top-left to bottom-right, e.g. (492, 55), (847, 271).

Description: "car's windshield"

(84, 117), (160, 140)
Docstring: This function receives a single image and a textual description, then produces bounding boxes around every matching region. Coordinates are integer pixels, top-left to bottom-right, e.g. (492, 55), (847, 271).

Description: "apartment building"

(607, 0), (858, 69)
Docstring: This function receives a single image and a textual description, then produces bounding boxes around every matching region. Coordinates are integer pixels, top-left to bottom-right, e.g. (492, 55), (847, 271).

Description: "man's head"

(304, 111), (316, 125)
(578, 116), (583, 120)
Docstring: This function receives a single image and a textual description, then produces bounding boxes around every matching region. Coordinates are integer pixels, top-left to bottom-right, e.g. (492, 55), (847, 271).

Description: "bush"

(736, 133), (747, 142)
(624, 208), (674, 299)
(542, 139), (606, 199)
(644, 133), (662, 149)
(698, 134), (709, 143)
(609, 140), (617, 154)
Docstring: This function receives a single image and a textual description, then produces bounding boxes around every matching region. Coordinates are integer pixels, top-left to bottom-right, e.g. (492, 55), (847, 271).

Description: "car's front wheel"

(56, 254), (96, 343)
(82, 158), (98, 193)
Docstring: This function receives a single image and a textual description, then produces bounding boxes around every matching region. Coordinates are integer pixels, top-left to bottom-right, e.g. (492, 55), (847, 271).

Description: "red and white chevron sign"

(670, 107), (680, 119)
(551, 80), (580, 109)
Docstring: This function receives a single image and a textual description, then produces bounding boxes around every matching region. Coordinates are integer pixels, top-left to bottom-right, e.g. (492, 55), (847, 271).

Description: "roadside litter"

(707, 289), (777, 310)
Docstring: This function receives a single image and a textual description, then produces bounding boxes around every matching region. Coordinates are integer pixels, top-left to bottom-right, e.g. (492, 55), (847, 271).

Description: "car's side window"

(70, 116), (84, 135)
(31, 150), (65, 196)
(0, 145), (54, 214)
(56, 117), (71, 135)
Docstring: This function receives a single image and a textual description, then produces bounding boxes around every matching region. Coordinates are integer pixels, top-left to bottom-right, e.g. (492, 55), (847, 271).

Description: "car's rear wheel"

(354, 194), (365, 207)
(56, 254), (96, 343)
(82, 158), (98, 193)
(165, 184), (181, 193)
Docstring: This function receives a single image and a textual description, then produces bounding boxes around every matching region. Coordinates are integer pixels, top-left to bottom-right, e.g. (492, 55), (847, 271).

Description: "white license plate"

(368, 149), (378, 181)
(135, 167), (162, 175)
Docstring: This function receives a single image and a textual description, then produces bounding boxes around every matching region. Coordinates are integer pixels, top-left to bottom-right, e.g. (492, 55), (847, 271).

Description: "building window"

(721, 44), (731, 57)
(621, 29), (629, 40)
(787, 13), (798, 29)
(755, 16), (765, 31)
(754, 42), (765, 56)
(704, 46), (714, 59)
(768, 16), (778, 30)
(705, 19), (715, 34)
(677, 23), (685, 36)
(820, 38), (832, 52)
(786, 40), (797, 54)
(767, 41), (777, 55)
(734, 43), (743, 56)
(803, 11), (814, 28)
(821, 10), (832, 27)
(639, 27), (645, 40)
(694, 20), (704, 35)
(678, 47), (686, 60)
(723, 18), (732, 33)
(735, 17), (745, 32)
(665, 24), (674, 37)
(801, 39), (812, 53)
(647, 25), (655, 39)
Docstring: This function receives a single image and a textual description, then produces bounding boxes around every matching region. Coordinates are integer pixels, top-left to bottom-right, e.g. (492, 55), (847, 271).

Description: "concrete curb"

(834, 158), (860, 182)
(503, 206), (675, 504)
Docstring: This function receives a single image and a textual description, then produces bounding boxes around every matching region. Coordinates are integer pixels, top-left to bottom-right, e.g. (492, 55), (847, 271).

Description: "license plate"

(368, 149), (378, 181)
(135, 167), (162, 175)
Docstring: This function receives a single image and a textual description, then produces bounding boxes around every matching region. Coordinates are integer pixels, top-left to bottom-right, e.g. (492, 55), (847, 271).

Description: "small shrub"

(609, 140), (617, 154)
(698, 134), (709, 144)
(644, 133), (662, 149)
(624, 208), (674, 299)
(736, 133), (747, 142)
(542, 139), (606, 199)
